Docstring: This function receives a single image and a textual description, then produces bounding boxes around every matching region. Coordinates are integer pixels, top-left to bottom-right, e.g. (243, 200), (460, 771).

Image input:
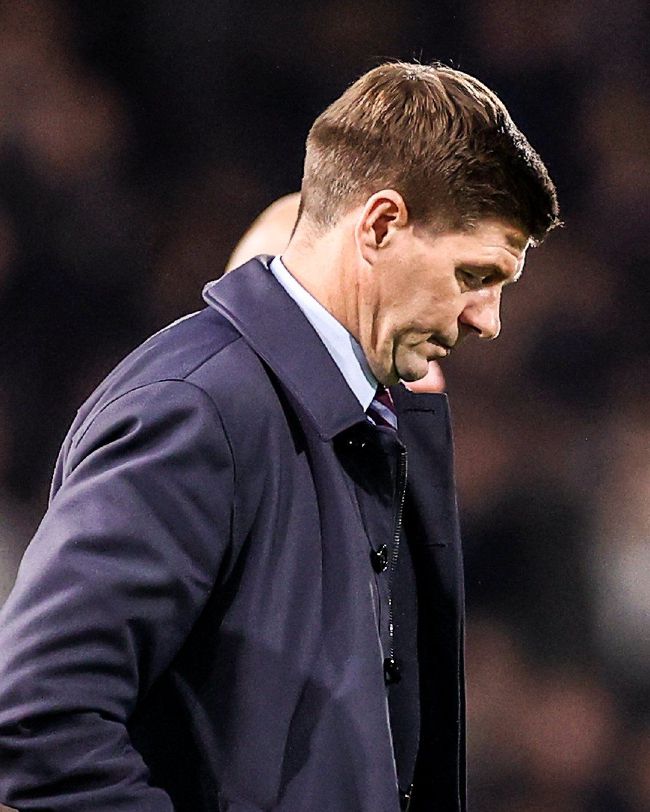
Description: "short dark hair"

(301, 61), (560, 242)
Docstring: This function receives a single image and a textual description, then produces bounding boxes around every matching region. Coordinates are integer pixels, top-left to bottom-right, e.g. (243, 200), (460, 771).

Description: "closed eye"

(456, 268), (500, 290)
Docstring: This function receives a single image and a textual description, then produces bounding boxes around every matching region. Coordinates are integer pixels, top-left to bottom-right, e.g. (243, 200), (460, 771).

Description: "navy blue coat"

(0, 257), (466, 811)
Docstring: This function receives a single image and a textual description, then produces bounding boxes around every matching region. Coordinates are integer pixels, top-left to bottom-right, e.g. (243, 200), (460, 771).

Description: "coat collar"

(203, 256), (366, 441)
(203, 256), (448, 441)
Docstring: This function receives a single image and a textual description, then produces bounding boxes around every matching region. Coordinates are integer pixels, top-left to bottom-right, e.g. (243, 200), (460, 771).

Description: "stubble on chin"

(364, 341), (399, 386)
(393, 343), (432, 383)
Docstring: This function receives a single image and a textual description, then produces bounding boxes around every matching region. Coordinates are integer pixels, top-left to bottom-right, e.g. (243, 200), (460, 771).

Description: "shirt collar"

(269, 255), (377, 410)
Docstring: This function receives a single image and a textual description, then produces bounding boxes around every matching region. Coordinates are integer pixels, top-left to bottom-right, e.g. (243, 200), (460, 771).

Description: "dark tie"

(367, 385), (398, 430)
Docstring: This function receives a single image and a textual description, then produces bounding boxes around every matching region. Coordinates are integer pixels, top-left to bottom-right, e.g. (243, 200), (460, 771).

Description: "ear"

(354, 190), (409, 265)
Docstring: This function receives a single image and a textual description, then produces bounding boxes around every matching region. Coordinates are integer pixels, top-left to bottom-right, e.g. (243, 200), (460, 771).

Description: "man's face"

(357, 218), (530, 385)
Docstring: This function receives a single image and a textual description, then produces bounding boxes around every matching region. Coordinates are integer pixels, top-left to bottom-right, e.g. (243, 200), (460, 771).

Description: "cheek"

(388, 281), (461, 333)
(416, 295), (462, 329)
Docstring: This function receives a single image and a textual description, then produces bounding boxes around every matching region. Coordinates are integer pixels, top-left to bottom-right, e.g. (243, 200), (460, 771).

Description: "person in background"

(0, 61), (558, 811)
(226, 192), (302, 271)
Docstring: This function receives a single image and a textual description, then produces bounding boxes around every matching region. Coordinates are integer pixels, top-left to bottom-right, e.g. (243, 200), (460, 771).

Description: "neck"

(281, 217), (361, 340)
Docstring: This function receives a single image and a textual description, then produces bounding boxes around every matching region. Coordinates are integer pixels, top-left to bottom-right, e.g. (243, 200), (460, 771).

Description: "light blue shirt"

(270, 255), (377, 411)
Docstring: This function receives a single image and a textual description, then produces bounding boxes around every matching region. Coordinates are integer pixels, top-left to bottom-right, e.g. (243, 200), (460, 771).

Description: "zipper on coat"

(384, 445), (408, 684)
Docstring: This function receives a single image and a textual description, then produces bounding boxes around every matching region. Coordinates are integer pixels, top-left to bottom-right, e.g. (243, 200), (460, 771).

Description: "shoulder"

(99, 307), (243, 394)
(65, 306), (282, 455)
(76, 308), (246, 413)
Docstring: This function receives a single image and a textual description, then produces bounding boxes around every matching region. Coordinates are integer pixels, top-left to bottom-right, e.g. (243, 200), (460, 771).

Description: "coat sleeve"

(0, 379), (235, 811)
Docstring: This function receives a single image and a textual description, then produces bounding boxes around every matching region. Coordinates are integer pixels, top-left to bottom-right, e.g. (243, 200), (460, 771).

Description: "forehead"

(458, 219), (527, 250)
(420, 218), (530, 263)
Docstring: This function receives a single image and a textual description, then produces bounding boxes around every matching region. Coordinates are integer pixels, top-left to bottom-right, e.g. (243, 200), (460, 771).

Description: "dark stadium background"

(0, 2), (648, 809)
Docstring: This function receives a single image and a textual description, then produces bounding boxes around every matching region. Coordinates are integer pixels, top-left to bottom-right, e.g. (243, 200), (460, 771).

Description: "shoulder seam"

(72, 376), (233, 456)
(72, 331), (244, 450)
(65, 377), (238, 548)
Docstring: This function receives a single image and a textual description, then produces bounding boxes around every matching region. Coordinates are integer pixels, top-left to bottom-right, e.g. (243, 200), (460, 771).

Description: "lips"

(426, 336), (453, 353)
(426, 341), (450, 359)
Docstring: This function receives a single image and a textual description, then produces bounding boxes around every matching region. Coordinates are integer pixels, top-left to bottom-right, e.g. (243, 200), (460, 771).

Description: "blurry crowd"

(0, 2), (647, 810)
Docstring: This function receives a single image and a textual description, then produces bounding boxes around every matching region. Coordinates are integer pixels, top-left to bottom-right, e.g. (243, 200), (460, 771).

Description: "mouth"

(427, 344), (450, 359)
(426, 336), (453, 356)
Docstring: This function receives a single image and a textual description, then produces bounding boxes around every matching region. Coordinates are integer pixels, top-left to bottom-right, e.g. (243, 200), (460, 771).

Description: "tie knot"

(374, 385), (396, 413)
(367, 385), (398, 430)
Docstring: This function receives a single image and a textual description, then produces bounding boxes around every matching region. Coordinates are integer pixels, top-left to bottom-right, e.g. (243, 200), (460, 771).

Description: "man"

(0, 62), (558, 811)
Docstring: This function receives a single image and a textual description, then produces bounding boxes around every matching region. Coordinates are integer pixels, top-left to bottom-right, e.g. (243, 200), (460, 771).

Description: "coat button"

(383, 656), (401, 685)
(399, 784), (413, 810)
(370, 544), (389, 573)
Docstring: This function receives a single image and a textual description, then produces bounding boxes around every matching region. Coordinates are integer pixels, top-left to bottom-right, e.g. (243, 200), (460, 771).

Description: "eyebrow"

(506, 232), (528, 251)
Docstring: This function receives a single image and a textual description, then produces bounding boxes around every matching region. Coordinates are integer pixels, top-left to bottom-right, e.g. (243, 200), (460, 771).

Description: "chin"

(395, 361), (429, 383)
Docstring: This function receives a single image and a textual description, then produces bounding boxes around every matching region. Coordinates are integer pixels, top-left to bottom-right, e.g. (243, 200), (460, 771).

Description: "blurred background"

(0, 1), (647, 809)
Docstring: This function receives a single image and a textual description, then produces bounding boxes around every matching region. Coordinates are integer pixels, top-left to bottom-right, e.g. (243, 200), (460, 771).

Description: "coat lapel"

(391, 386), (461, 548)
(203, 257), (366, 441)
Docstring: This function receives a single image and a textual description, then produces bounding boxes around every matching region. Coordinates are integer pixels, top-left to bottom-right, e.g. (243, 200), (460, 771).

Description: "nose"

(459, 287), (502, 340)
